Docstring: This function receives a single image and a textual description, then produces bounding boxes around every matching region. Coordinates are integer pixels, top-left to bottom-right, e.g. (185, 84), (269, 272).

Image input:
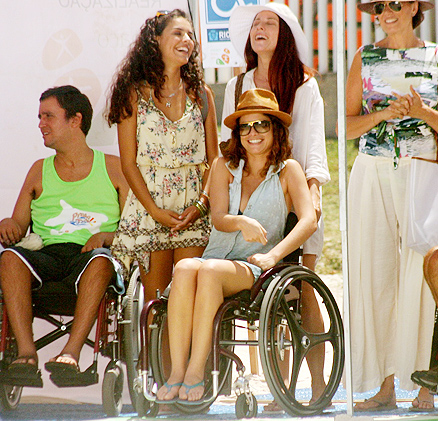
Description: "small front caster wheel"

(235, 393), (258, 419)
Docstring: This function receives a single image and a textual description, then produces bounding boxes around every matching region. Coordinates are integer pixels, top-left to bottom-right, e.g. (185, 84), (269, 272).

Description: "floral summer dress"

(111, 89), (210, 274)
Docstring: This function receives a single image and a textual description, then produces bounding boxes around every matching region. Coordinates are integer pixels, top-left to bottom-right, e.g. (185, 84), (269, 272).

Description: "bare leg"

(424, 246), (438, 306)
(180, 260), (254, 401)
(156, 258), (202, 401)
(301, 253), (327, 402)
(58, 257), (113, 362)
(147, 246), (205, 389)
(0, 251), (36, 360)
(412, 386), (435, 410)
(139, 250), (175, 303)
(354, 375), (396, 410)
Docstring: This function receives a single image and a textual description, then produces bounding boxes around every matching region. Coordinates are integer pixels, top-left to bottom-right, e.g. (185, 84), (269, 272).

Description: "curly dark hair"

(244, 16), (315, 115)
(106, 9), (204, 125)
(220, 115), (292, 177)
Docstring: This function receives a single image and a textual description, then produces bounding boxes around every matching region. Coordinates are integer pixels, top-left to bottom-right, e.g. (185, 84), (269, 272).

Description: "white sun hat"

(229, 2), (308, 63)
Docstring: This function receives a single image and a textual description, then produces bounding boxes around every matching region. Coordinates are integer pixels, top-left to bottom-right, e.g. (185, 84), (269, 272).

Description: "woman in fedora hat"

(222, 3), (331, 410)
(156, 88), (317, 403)
(346, 0), (438, 412)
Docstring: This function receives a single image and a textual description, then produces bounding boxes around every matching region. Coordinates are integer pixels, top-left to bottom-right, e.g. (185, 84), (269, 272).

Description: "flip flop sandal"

(177, 381), (205, 405)
(45, 353), (79, 376)
(3, 355), (43, 388)
(355, 397), (397, 412)
(409, 396), (436, 412)
(155, 382), (183, 404)
(8, 355), (39, 376)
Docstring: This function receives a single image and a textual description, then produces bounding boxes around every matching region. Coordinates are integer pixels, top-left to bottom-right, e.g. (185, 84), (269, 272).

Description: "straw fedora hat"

(228, 2), (308, 63)
(357, 0), (434, 14)
(223, 88), (292, 130)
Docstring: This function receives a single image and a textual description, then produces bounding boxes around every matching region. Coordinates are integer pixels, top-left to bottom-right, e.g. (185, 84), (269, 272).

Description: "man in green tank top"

(0, 86), (128, 388)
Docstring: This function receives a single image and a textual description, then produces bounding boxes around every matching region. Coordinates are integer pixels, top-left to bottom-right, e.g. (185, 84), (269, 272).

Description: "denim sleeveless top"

(201, 160), (288, 279)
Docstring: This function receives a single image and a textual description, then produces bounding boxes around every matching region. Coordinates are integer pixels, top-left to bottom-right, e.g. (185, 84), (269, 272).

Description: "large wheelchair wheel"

(259, 266), (344, 416)
(149, 303), (235, 415)
(122, 267), (144, 408)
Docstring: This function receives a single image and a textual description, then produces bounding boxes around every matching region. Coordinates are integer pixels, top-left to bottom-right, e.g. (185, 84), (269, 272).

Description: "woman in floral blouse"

(107, 9), (218, 301)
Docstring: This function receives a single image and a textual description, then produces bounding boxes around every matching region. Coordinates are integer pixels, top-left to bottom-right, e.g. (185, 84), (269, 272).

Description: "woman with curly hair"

(107, 9), (218, 300)
(156, 89), (316, 403)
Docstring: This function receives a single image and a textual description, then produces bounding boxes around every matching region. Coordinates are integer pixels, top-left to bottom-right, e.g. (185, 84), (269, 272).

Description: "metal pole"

(335, 0), (354, 416)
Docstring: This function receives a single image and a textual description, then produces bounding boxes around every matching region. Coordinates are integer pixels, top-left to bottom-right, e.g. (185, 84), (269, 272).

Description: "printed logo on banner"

(207, 28), (230, 42)
(206, 0), (258, 23)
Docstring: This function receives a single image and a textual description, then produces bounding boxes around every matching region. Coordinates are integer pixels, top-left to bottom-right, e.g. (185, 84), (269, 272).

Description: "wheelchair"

(0, 255), (129, 417)
(134, 214), (345, 418)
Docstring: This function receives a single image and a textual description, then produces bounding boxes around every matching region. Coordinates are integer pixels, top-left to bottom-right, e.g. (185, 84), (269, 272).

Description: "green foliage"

(316, 138), (358, 274)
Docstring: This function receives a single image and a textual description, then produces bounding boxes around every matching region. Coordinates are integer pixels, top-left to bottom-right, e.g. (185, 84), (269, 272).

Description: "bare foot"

(354, 391), (397, 412)
(411, 387), (435, 411)
(156, 379), (182, 401)
(179, 375), (205, 402)
(262, 400), (284, 413)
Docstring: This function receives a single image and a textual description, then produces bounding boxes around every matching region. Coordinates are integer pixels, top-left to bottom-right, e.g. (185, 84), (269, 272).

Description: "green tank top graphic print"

(31, 150), (120, 246)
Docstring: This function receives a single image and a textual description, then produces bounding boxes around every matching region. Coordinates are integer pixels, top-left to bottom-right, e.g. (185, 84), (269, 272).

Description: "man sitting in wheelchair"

(156, 88), (317, 403)
(0, 85), (128, 388)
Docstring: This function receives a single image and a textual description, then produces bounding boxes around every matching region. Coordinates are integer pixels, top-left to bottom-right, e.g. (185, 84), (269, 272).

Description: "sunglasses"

(372, 1), (411, 14)
(156, 10), (170, 17)
(239, 120), (271, 136)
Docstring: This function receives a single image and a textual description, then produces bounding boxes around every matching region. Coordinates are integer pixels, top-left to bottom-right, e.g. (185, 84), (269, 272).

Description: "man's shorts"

(1, 243), (124, 294)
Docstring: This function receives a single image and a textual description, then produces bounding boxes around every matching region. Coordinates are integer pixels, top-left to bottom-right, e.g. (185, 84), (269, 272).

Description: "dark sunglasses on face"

(239, 120), (272, 136)
(372, 1), (410, 14)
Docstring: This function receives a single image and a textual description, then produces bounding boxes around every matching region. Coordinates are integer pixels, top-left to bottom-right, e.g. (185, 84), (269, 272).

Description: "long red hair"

(244, 16), (315, 114)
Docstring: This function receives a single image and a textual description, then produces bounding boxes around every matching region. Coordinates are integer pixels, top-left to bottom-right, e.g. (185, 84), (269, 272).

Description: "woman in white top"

(222, 2), (330, 407)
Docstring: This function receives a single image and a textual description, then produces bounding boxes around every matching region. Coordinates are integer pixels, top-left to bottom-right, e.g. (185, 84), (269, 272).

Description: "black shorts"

(1, 243), (123, 294)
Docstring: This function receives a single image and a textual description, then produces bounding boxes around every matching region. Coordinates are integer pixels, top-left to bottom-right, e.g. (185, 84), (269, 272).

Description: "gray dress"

(200, 159), (288, 280)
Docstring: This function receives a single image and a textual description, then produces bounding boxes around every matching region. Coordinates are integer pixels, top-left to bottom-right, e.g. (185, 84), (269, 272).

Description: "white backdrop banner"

(0, 0), (189, 219)
(0, 0), (189, 404)
(198, 0), (264, 68)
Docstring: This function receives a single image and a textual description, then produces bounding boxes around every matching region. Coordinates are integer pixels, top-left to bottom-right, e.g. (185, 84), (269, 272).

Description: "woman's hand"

(151, 208), (184, 229)
(247, 252), (276, 271)
(239, 216), (268, 245)
(404, 86), (429, 120)
(171, 205), (200, 231)
(386, 94), (411, 120)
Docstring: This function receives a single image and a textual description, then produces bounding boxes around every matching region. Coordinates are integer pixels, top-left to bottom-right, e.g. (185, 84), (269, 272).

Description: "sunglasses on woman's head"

(239, 120), (271, 136)
(372, 1), (411, 14)
(156, 10), (170, 17)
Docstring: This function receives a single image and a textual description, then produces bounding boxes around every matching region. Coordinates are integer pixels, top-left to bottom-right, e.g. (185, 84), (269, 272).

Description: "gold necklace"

(162, 79), (182, 108)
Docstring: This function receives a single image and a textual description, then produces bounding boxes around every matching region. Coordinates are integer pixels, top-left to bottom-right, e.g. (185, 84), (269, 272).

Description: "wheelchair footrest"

(0, 369), (43, 388)
(49, 364), (98, 388)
